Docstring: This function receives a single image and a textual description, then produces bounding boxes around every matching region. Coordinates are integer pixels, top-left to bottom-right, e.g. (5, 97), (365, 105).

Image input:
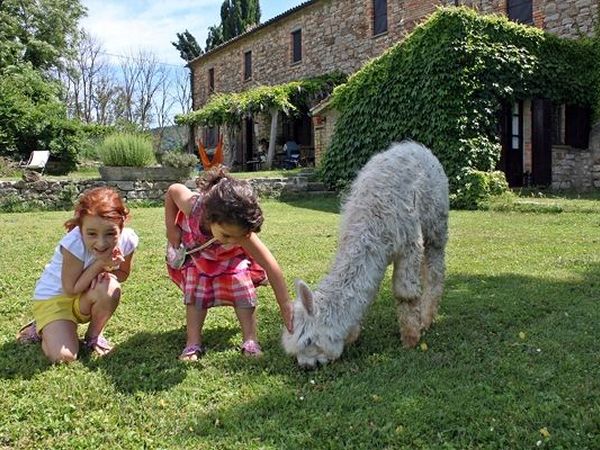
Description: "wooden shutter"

(373, 0), (388, 35)
(565, 104), (591, 149)
(244, 51), (252, 80)
(507, 0), (533, 24)
(208, 68), (214, 93)
(292, 30), (302, 63)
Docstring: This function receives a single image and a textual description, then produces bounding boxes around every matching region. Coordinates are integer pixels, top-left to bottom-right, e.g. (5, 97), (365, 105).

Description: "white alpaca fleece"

(282, 141), (449, 367)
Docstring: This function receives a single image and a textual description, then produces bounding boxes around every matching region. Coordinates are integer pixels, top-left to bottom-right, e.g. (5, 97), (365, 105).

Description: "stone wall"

(190, 0), (596, 109)
(0, 175), (333, 211)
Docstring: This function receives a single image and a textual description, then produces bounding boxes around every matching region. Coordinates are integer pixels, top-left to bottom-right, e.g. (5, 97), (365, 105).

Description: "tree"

(205, 0), (261, 51)
(0, 0), (85, 71)
(172, 30), (203, 62)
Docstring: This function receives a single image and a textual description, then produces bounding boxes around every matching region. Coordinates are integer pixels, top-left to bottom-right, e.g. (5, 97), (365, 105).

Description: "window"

(565, 104), (591, 149)
(208, 68), (214, 93)
(551, 104), (564, 145)
(373, 0), (388, 35)
(511, 102), (521, 151)
(244, 50), (252, 81)
(507, 0), (533, 24)
(291, 29), (302, 63)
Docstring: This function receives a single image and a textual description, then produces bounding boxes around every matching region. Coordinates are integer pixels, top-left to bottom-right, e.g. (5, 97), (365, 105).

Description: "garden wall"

(0, 175), (332, 211)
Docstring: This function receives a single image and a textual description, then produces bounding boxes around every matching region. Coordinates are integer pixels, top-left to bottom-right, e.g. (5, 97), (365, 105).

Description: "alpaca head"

(281, 279), (345, 368)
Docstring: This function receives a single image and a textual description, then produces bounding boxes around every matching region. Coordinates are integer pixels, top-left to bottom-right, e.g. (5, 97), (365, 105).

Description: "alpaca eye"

(303, 338), (312, 347)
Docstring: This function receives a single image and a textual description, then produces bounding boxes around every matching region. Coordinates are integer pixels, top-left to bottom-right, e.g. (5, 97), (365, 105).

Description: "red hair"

(64, 187), (130, 232)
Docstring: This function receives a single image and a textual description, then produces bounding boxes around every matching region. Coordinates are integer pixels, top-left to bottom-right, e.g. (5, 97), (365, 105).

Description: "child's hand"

(90, 271), (117, 289)
(280, 302), (294, 333)
(98, 247), (124, 272)
(166, 226), (182, 247)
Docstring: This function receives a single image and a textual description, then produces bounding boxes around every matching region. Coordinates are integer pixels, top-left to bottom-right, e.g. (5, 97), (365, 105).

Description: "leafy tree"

(0, 0), (85, 71)
(0, 64), (82, 172)
(172, 30), (203, 62)
(205, 0), (261, 51)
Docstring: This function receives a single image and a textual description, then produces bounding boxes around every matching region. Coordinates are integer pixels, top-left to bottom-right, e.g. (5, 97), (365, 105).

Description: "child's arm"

(109, 250), (133, 282)
(61, 247), (117, 295)
(165, 183), (196, 246)
(241, 233), (294, 332)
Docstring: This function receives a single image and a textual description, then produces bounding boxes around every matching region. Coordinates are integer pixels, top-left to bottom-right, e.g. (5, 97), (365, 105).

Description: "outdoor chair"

(18, 150), (50, 174)
(282, 141), (300, 169)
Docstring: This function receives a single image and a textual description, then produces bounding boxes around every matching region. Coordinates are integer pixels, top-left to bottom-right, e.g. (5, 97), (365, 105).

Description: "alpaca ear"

(295, 279), (314, 316)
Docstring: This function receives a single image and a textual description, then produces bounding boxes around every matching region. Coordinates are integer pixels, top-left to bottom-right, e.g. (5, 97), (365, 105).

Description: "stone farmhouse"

(188, 0), (599, 190)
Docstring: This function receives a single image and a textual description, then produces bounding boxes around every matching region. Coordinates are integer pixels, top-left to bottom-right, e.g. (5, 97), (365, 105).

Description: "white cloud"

(80, 0), (304, 67)
(81, 0), (223, 66)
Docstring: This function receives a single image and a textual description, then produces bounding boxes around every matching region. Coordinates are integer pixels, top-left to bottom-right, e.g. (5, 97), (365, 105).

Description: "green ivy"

(320, 7), (599, 207)
(176, 71), (347, 126)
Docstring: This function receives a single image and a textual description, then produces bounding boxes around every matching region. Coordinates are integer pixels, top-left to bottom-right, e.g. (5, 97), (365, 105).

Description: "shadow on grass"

(175, 264), (600, 448)
(84, 325), (239, 394)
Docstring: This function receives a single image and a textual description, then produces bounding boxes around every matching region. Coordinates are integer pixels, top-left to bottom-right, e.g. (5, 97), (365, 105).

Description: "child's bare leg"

(80, 274), (121, 354)
(185, 305), (208, 347)
(40, 320), (79, 363)
(234, 306), (257, 343)
(179, 305), (208, 361)
(235, 306), (262, 356)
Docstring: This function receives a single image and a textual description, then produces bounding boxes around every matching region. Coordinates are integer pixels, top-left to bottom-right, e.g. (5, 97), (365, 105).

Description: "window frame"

(291, 28), (302, 64)
(208, 67), (215, 93)
(507, 0), (533, 24)
(373, 0), (388, 36)
(243, 50), (252, 81)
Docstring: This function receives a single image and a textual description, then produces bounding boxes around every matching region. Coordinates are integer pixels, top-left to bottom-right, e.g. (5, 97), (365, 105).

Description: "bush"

(320, 7), (597, 199)
(96, 133), (156, 167)
(451, 169), (509, 209)
(161, 151), (198, 168)
(0, 156), (20, 177)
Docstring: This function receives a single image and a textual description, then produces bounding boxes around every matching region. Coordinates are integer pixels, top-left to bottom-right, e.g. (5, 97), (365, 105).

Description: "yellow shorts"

(32, 294), (91, 332)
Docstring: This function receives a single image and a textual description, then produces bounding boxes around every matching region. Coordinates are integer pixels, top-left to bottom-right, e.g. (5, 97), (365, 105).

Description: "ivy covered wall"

(319, 7), (599, 206)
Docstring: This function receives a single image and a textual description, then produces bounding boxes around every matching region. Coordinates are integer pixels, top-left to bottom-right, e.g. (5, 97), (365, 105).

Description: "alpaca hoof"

(401, 329), (421, 348)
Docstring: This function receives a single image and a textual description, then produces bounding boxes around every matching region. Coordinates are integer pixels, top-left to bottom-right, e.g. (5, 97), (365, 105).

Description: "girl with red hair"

(16, 187), (139, 363)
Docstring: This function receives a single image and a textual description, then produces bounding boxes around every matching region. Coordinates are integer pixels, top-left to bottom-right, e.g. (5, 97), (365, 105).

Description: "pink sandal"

(84, 334), (113, 355)
(16, 321), (41, 344)
(178, 344), (206, 361)
(241, 340), (263, 357)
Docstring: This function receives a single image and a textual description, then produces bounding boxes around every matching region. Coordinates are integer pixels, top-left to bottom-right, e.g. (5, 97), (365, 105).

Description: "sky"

(80, 0), (307, 68)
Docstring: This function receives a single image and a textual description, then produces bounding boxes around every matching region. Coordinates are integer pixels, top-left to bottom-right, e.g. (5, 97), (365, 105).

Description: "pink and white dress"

(166, 194), (267, 309)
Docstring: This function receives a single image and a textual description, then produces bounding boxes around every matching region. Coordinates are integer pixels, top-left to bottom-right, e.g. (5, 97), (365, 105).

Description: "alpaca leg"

(391, 239), (424, 302)
(392, 241), (424, 348)
(397, 300), (422, 348)
(419, 243), (445, 330)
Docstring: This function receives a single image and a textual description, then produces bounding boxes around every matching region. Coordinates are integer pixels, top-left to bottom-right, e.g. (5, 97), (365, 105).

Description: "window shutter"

(507, 0), (533, 24)
(208, 68), (214, 92)
(565, 104), (591, 149)
(244, 51), (252, 80)
(292, 30), (302, 63)
(373, 0), (388, 35)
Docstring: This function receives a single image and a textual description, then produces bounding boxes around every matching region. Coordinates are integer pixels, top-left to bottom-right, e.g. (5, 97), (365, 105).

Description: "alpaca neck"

(317, 243), (388, 329)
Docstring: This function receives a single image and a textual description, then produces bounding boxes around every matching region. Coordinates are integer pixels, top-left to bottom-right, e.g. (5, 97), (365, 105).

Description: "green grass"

(0, 167), (304, 182)
(0, 197), (599, 449)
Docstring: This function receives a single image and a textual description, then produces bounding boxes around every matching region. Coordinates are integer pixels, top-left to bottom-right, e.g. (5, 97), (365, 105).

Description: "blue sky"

(81, 0), (307, 67)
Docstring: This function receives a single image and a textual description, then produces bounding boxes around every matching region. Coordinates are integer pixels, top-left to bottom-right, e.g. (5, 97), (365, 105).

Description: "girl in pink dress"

(165, 167), (293, 360)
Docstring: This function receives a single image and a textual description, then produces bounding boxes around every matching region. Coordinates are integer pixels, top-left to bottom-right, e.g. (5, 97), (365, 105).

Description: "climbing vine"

(176, 71), (347, 127)
(320, 7), (598, 207)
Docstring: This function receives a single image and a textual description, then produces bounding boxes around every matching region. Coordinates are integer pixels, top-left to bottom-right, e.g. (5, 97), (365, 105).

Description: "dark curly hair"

(196, 166), (263, 233)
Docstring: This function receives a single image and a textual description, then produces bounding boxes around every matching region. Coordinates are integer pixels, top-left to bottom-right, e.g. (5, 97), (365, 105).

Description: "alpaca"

(282, 141), (449, 367)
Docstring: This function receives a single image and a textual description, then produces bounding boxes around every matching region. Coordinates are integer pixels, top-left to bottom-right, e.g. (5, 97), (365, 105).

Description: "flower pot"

(99, 166), (193, 182)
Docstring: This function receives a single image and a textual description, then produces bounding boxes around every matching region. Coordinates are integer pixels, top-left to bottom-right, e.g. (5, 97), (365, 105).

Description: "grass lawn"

(0, 195), (598, 449)
(0, 167), (304, 182)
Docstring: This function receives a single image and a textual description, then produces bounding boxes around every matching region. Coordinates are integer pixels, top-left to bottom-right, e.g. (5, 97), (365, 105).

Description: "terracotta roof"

(187, 0), (320, 66)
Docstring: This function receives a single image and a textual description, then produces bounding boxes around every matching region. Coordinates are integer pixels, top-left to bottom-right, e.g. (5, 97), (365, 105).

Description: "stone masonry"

(189, 0), (599, 190)
(189, 0), (597, 108)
